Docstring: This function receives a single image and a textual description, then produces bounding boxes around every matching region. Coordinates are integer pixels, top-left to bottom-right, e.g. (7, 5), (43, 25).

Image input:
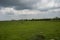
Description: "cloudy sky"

(0, 0), (60, 20)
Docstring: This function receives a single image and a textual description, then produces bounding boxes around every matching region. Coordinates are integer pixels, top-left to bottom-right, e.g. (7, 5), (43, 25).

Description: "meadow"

(0, 21), (60, 40)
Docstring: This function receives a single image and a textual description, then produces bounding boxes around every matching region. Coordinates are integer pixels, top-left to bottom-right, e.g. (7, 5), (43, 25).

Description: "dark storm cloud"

(40, 7), (60, 11)
(0, 0), (38, 10)
(0, 0), (60, 10)
(0, 0), (20, 6)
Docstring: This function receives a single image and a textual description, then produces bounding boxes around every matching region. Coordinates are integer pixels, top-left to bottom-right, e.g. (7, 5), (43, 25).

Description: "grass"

(0, 21), (60, 40)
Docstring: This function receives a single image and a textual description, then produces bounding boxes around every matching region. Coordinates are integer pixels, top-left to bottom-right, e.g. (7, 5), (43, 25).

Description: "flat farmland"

(0, 21), (60, 40)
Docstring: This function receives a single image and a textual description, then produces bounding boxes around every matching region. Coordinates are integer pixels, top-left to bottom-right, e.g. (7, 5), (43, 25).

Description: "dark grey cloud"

(40, 7), (60, 11)
(0, 0), (60, 10)
(0, 0), (39, 10)
(0, 0), (19, 6)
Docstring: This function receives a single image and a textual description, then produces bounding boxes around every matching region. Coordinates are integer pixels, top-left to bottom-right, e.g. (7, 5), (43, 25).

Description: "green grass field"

(0, 21), (60, 40)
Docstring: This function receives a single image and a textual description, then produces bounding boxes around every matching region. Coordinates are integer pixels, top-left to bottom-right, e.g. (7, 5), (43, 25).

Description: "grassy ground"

(0, 21), (60, 40)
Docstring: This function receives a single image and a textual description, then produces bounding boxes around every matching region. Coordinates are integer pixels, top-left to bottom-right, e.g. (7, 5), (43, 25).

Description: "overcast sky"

(0, 0), (60, 20)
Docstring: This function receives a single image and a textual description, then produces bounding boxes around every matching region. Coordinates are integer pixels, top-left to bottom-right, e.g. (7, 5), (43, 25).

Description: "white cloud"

(0, 7), (45, 20)
(0, 7), (44, 15)
(32, 0), (60, 10)
(0, 7), (60, 21)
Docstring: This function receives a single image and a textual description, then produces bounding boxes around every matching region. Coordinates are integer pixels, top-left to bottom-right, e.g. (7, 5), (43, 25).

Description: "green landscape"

(0, 20), (60, 40)
(0, 0), (60, 40)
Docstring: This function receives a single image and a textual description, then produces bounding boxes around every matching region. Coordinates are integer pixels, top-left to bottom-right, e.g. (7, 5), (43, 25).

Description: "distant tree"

(51, 17), (60, 20)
